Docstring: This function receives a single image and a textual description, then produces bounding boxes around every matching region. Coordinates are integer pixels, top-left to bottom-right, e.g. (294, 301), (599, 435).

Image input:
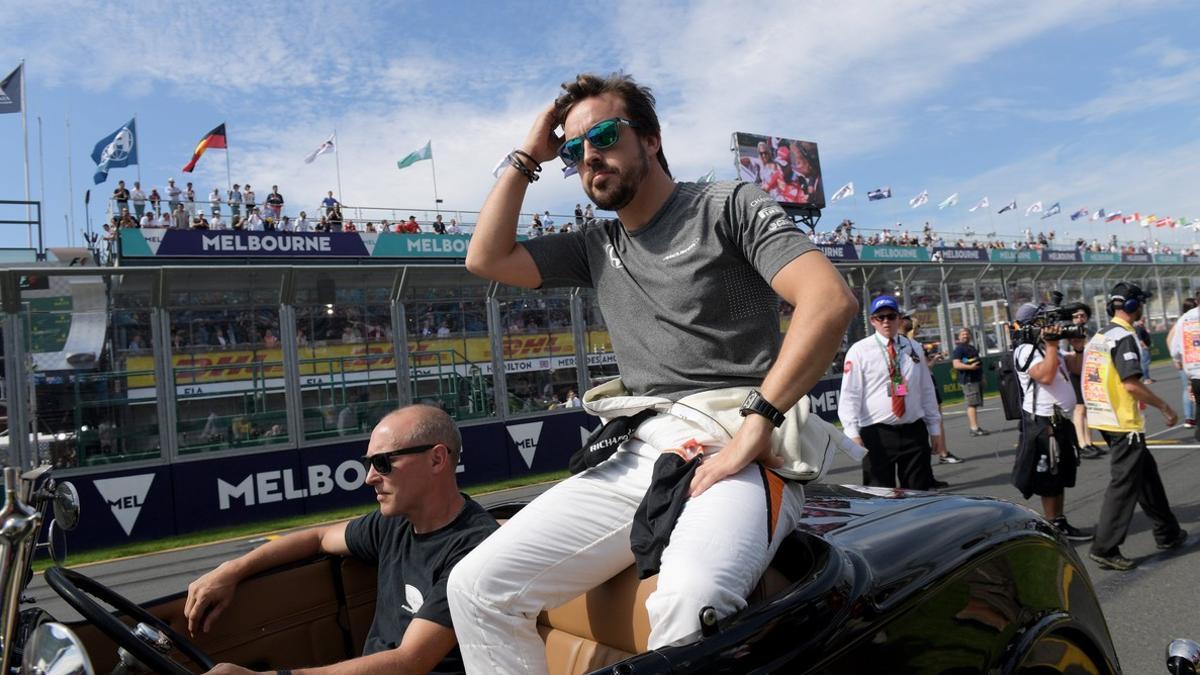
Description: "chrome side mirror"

(1167, 638), (1200, 675)
(20, 621), (94, 674)
(51, 482), (79, 532)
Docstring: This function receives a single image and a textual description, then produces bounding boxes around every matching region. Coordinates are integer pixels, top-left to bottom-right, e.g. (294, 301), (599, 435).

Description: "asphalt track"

(25, 360), (1200, 673)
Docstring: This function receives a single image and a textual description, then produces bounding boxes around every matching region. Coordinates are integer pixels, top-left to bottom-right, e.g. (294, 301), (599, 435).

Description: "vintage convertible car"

(14, 478), (1130, 674)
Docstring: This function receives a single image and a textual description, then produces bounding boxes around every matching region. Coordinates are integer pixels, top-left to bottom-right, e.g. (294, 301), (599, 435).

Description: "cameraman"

(1084, 282), (1186, 571)
(1009, 304), (1091, 541)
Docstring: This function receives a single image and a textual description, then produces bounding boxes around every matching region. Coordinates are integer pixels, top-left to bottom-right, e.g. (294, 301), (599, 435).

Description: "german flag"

(181, 123), (227, 173)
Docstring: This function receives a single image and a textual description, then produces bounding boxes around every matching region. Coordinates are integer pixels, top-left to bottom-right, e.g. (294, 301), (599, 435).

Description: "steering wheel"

(44, 567), (216, 675)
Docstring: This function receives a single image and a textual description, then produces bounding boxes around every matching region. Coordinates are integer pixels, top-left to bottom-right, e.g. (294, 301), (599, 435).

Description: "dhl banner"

(125, 331), (617, 389)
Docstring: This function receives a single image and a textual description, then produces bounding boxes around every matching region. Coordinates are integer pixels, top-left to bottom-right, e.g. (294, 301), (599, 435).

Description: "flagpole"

(37, 115), (45, 244)
(133, 113), (141, 184)
(333, 128), (344, 204)
(66, 114), (76, 248)
(224, 128), (233, 197)
(21, 59), (31, 248)
(429, 141), (441, 212)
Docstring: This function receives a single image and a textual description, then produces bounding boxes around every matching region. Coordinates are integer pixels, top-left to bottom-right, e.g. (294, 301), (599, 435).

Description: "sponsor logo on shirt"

(402, 584), (425, 613)
(1123, 352), (1138, 361)
(663, 237), (700, 262)
(604, 243), (623, 269)
(843, 360), (852, 374)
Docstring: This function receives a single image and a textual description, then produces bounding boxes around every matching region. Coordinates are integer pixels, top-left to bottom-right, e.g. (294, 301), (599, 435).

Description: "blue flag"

(0, 64), (22, 115)
(1040, 202), (1061, 219)
(91, 118), (138, 185)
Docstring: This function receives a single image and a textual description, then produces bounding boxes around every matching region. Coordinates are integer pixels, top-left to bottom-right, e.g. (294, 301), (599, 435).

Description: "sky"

(1, 0), (1199, 250)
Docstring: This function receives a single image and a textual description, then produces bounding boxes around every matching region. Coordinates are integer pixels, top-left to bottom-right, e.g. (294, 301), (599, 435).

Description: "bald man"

(187, 405), (497, 675)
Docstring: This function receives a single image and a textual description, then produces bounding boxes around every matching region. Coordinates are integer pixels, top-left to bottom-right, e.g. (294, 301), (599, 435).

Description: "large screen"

(731, 132), (825, 210)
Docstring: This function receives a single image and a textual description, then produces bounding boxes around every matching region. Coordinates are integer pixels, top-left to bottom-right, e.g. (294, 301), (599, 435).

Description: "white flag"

(909, 190), (929, 208)
(1025, 201), (1043, 216)
(937, 193), (958, 209)
(303, 133), (336, 164)
(969, 197), (989, 213)
(830, 182), (854, 202)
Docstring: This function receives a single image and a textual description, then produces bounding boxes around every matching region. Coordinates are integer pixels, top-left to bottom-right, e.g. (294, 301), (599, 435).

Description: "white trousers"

(447, 429), (804, 674)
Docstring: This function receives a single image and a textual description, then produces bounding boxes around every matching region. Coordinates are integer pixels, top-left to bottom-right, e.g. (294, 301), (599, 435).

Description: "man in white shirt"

(209, 188), (222, 216)
(447, 219), (462, 235)
(838, 295), (941, 489)
(139, 211), (153, 228)
(1010, 303), (1091, 541)
(166, 178), (182, 212)
(243, 185), (256, 213)
(210, 212), (225, 229)
(295, 211), (311, 232)
(1168, 297), (1200, 440)
(245, 209), (263, 231)
(131, 181), (147, 219)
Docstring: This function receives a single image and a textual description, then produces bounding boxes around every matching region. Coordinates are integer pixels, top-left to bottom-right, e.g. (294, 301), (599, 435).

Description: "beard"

(582, 145), (650, 211)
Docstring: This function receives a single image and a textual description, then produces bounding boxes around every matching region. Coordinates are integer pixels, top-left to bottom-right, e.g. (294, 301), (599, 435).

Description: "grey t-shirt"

(523, 181), (816, 398)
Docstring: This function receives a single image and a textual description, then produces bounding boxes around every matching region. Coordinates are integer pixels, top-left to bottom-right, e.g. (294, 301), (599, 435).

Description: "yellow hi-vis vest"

(1081, 318), (1143, 433)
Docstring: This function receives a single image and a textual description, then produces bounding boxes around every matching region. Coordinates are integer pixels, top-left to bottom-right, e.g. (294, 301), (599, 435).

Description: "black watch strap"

(739, 390), (786, 428)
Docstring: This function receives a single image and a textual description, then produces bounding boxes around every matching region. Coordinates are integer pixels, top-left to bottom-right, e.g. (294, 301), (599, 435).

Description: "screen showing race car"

(731, 132), (825, 210)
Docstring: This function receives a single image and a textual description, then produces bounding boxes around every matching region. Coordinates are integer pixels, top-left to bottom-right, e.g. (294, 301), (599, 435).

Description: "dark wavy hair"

(553, 72), (671, 178)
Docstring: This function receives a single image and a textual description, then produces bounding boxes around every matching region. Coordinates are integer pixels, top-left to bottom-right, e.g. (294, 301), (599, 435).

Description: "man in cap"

(1009, 303), (1091, 541)
(1083, 282), (1186, 570)
(840, 294), (942, 489)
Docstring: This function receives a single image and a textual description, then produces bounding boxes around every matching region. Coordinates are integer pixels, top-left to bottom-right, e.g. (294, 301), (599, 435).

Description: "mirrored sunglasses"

(558, 118), (638, 166)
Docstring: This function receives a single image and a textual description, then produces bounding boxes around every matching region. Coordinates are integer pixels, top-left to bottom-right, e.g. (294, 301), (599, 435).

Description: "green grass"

(36, 470), (570, 572)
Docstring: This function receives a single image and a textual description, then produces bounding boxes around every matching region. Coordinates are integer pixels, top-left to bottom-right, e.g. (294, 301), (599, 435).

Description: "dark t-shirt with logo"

(343, 496), (497, 673)
(523, 181), (815, 399)
(952, 343), (983, 384)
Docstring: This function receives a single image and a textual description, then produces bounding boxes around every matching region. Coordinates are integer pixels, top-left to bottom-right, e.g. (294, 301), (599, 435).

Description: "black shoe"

(930, 479), (950, 489)
(1079, 445), (1103, 459)
(938, 453), (964, 464)
(970, 428), (990, 437)
(1158, 529), (1188, 550)
(1088, 550), (1137, 571)
(1053, 517), (1093, 542)
(1088, 444), (1107, 456)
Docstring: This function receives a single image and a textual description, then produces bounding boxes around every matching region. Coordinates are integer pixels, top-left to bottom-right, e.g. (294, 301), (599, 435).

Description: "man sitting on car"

(186, 405), (498, 675)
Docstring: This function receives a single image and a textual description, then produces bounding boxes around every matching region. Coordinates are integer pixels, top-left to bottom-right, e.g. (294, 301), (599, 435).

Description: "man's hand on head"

(521, 102), (564, 164)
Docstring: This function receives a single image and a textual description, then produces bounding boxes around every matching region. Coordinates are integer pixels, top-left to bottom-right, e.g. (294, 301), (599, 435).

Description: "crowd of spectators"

(810, 219), (1193, 256)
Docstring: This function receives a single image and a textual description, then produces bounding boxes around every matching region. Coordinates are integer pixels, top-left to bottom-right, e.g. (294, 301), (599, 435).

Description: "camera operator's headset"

(1107, 282), (1150, 317)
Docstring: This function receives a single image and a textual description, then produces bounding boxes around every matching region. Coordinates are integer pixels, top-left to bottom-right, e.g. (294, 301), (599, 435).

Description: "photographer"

(1009, 304), (1091, 541)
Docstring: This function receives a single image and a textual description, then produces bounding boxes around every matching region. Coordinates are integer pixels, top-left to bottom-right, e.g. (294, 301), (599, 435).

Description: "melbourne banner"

(817, 244), (858, 260)
(859, 245), (931, 261)
(934, 247), (988, 262)
(120, 229), (476, 259)
(1041, 249), (1081, 263)
(1122, 253), (1152, 263)
(988, 250), (1041, 262)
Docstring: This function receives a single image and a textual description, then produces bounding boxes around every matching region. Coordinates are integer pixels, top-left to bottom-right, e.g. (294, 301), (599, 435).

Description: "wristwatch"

(739, 390), (786, 428)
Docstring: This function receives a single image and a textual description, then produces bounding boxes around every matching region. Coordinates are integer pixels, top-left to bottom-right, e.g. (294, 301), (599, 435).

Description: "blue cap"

(870, 295), (901, 315)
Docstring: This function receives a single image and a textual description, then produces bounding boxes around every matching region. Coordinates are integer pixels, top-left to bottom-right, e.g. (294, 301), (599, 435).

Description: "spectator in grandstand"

(245, 208), (264, 231)
(230, 216), (243, 230)
(322, 190), (340, 215)
(344, 220), (357, 233)
(149, 187), (162, 214)
(584, 203), (594, 220)
(171, 203), (188, 229)
(112, 180), (130, 214)
(574, 203), (584, 226)
(280, 215), (292, 231)
(166, 178), (182, 212)
(295, 211), (311, 232)
(542, 210), (555, 230)
(209, 188), (222, 216)
(210, 211), (225, 229)
(243, 184), (256, 213)
(447, 218), (462, 235)
(432, 214), (447, 234)
(130, 181), (147, 219)
(192, 213), (210, 230)
(365, 222), (377, 233)
(564, 389), (582, 408)
(266, 185), (285, 220)
(185, 182), (197, 216)
(403, 216), (421, 234)
(263, 329), (279, 348)
(118, 209), (136, 229)
(138, 210), (153, 228)
(228, 184), (242, 218)
(316, 215), (329, 232)
(128, 332), (146, 351)
(328, 205), (344, 230)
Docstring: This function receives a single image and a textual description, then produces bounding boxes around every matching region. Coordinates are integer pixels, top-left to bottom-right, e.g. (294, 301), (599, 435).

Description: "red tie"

(888, 340), (906, 418)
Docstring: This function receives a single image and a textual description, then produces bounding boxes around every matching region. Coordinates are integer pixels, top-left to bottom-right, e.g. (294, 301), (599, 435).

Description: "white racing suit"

(447, 382), (864, 673)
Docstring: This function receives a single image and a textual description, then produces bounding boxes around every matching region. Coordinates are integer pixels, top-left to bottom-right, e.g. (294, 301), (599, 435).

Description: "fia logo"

(507, 421), (544, 469)
(100, 127), (135, 163)
(605, 243), (623, 269)
(93, 473), (155, 536)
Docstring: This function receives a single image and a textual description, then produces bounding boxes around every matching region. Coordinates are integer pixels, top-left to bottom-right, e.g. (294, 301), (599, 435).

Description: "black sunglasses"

(871, 313), (900, 322)
(360, 444), (439, 474)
